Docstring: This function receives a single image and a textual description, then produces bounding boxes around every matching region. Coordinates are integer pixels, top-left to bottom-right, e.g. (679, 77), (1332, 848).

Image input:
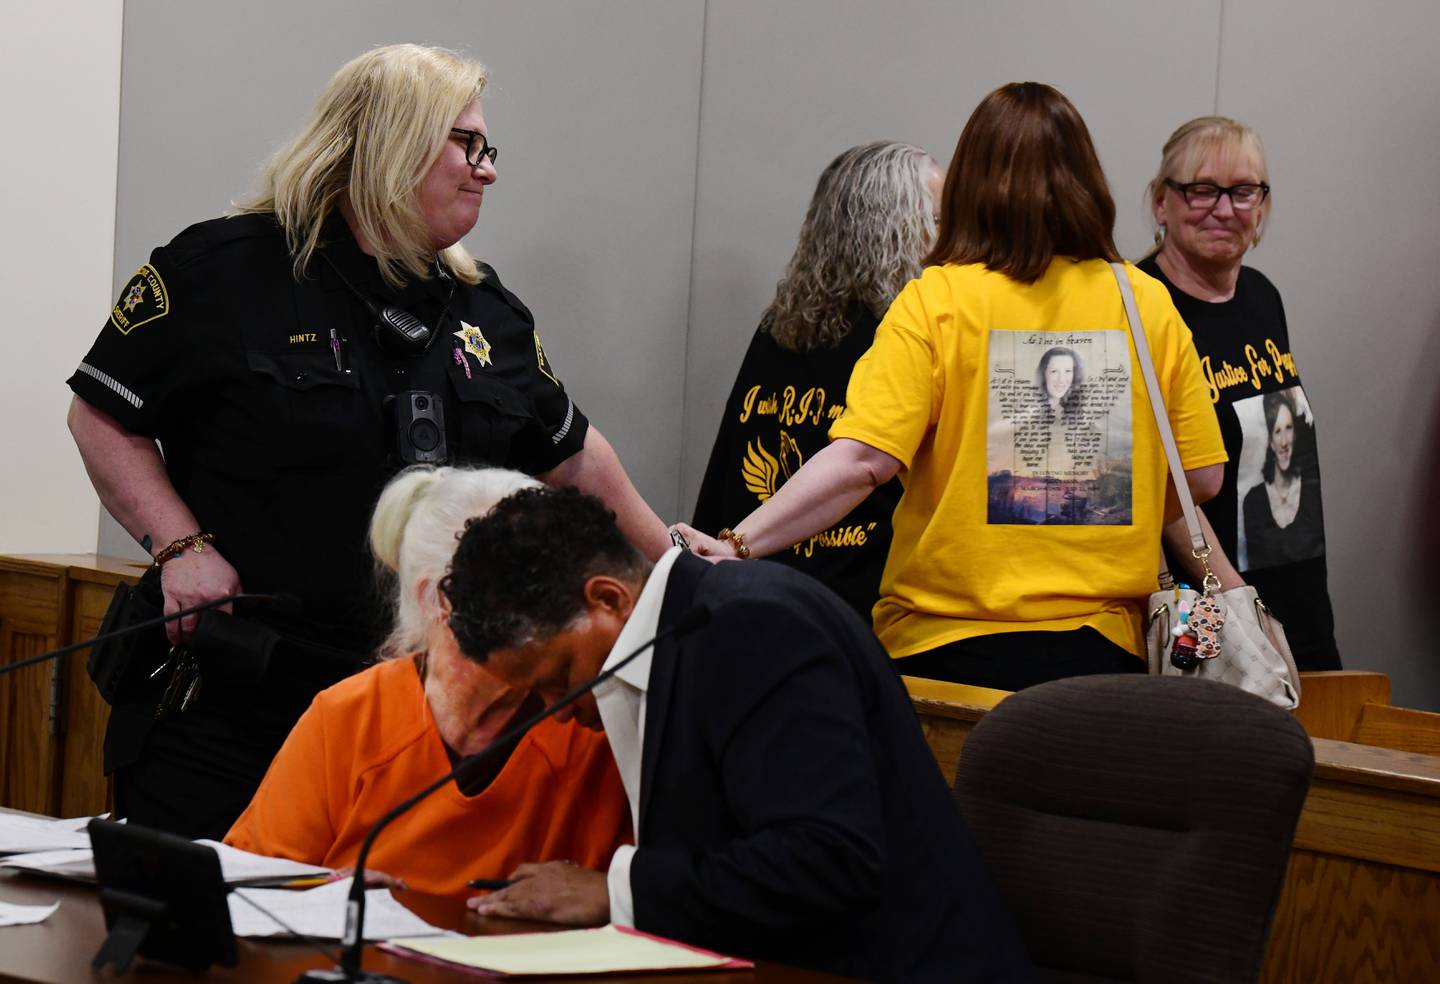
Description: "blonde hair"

(235, 44), (489, 288)
(764, 142), (938, 352)
(1147, 116), (1271, 247)
(369, 465), (541, 660)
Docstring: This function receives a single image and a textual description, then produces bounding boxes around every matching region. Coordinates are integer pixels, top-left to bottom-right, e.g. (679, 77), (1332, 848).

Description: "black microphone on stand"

(299, 603), (713, 984)
(0, 592), (303, 677)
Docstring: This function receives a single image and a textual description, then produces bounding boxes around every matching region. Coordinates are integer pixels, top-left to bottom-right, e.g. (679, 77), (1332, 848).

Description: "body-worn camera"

(386, 390), (449, 465)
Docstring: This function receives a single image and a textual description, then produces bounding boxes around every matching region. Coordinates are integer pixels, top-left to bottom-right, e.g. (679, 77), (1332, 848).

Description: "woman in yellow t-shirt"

(676, 83), (1225, 692)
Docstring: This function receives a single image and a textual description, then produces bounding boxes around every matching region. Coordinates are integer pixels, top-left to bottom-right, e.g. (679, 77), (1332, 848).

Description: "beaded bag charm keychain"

(1169, 548), (1225, 671)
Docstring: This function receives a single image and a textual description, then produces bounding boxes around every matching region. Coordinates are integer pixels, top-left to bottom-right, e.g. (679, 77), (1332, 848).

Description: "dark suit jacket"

(628, 553), (1030, 982)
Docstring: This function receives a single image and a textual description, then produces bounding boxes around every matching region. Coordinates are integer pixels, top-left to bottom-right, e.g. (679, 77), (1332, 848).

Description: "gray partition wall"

(1213, 0), (1440, 709)
(105, 0), (705, 553)
(107, 1), (1440, 708)
(679, 0), (1221, 504)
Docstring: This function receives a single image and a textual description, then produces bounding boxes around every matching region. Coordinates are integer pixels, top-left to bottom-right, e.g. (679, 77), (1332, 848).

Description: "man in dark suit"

(442, 485), (1029, 983)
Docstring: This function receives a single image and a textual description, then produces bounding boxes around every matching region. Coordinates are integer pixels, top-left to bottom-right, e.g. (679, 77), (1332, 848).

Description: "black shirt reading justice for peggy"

(1136, 258), (1339, 670)
(69, 213), (588, 656)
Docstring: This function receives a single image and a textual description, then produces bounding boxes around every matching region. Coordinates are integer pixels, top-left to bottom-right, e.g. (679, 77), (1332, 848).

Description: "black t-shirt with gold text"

(693, 305), (901, 621)
(1137, 258), (1338, 669)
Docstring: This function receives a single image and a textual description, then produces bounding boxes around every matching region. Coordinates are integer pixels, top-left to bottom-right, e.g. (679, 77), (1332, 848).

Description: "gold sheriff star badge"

(453, 321), (493, 367)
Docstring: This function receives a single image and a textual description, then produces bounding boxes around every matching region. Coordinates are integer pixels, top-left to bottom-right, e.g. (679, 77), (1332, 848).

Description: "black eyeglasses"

(450, 128), (498, 167)
(1165, 179), (1269, 211)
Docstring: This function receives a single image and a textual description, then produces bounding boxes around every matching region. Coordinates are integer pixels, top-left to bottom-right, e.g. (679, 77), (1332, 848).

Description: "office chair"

(954, 674), (1313, 983)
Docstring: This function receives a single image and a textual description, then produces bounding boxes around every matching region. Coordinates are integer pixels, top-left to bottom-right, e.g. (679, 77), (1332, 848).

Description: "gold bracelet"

(715, 528), (751, 559)
(154, 532), (216, 566)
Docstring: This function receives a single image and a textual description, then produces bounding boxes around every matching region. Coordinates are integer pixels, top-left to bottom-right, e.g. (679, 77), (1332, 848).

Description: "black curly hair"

(440, 485), (648, 662)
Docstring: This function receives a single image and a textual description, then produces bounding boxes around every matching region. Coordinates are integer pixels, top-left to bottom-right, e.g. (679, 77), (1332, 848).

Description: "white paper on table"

(229, 878), (447, 941)
(388, 924), (737, 975)
(0, 841), (328, 885)
(0, 814), (92, 854)
(193, 840), (330, 883)
(0, 849), (95, 880)
(0, 900), (60, 927)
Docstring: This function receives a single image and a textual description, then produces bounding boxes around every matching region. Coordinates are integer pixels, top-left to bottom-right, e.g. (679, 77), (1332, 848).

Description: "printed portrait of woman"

(1237, 386), (1326, 570)
(1034, 346), (1086, 421)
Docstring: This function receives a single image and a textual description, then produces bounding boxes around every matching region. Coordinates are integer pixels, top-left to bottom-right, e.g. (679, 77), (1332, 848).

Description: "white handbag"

(1111, 263), (1301, 710)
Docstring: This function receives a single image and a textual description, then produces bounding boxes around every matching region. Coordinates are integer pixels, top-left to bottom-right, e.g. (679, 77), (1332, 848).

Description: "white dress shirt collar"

(597, 545), (684, 928)
(594, 546), (684, 826)
(598, 545), (683, 694)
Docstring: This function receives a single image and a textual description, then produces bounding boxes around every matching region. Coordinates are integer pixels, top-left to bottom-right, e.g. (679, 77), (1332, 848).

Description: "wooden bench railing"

(1292, 670), (1391, 741)
(1293, 669), (1440, 755)
(1352, 703), (1440, 758)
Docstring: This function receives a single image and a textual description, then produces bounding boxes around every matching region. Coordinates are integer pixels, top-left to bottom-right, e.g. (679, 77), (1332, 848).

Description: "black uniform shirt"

(69, 213), (588, 654)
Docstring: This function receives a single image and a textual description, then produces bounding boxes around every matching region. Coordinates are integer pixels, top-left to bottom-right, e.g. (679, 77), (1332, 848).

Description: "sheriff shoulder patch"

(110, 264), (171, 335)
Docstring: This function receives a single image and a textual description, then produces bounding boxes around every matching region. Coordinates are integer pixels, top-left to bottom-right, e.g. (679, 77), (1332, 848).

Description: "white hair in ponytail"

(368, 465), (541, 660)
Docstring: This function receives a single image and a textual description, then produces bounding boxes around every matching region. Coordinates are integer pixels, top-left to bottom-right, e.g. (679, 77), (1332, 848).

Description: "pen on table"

(246, 875), (333, 889)
(467, 878), (512, 891)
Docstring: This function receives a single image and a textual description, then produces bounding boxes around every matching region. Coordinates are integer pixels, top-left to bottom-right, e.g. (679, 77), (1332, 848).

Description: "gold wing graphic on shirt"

(777, 430), (805, 481)
(742, 439), (780, 501)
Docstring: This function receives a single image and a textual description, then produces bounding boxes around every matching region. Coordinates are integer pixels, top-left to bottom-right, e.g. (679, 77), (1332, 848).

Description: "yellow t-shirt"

(830, 259), (1226, 659)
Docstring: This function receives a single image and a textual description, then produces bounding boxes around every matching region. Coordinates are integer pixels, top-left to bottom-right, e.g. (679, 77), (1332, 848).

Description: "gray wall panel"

(103, 0), (704, 558)
(102, 0), (1440, 709)
(679, 0), (1220, 521)
(1216, 0), (1440, 709)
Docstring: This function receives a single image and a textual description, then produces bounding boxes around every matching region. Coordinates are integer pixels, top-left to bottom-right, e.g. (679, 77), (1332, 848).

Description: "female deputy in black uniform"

(65, 44), (672, 840)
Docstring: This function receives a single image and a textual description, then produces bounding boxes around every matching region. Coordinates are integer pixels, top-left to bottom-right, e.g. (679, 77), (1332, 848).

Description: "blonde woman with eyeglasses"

(1139, 116), (1340, 670)
(65, 44), (670, 839)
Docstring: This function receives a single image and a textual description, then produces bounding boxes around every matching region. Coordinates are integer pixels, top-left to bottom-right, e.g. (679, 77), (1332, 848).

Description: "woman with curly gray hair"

(691, 141), (941, 617)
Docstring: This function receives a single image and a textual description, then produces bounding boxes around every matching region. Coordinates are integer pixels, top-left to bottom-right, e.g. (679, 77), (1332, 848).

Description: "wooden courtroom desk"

(1261, 738), (1440, 982)
(904, 676), (1440, 984)
(0, 868), (858, 984)
(0, 554), (144, 818)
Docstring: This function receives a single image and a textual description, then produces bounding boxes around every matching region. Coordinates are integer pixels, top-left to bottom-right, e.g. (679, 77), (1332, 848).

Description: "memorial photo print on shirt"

(986, 330), (1133, 525)
(1234, 384), (1326, 571)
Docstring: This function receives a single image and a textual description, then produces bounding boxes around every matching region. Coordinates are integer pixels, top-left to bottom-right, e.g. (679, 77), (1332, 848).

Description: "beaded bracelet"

(153, 532), (217, 566)
(715, 528), (751, 559)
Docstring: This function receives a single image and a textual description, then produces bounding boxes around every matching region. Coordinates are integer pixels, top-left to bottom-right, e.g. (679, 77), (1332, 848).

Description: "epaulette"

(473, 262), (534, 322)
(475, 261), (501, 288)
(163, 213), (286, 268)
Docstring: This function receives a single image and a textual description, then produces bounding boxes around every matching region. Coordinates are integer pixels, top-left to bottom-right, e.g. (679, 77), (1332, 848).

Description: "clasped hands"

(667, 522), (740, 563)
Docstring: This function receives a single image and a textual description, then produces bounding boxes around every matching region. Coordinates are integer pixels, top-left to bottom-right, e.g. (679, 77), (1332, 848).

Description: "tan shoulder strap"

(1109, 262), (1207, 556)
